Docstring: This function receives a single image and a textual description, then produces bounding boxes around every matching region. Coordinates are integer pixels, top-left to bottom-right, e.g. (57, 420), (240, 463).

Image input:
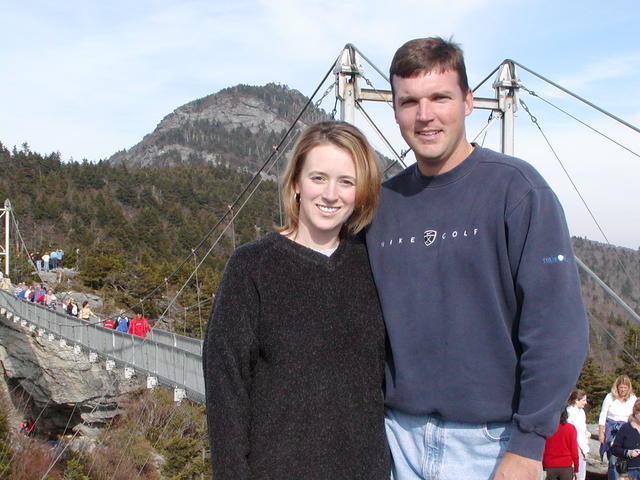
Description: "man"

(366, 37), (588, 479)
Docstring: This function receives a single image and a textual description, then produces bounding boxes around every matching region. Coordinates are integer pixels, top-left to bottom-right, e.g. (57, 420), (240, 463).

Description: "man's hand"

(493, 452), (542, 480)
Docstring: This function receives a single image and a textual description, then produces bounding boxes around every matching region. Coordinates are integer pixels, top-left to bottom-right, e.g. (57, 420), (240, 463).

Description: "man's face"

(393, 69), (473, 176)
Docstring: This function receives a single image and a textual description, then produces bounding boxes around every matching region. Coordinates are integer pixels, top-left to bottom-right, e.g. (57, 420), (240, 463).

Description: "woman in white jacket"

(567, 389), (590, 480)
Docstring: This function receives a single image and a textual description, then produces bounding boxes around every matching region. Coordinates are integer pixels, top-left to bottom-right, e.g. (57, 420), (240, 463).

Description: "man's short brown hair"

(390, 37), (469, 96)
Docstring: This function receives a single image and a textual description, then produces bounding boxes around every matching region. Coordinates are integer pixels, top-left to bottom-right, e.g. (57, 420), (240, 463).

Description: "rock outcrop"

(107, 83), (327, 171)
(0, 314), (143, 437)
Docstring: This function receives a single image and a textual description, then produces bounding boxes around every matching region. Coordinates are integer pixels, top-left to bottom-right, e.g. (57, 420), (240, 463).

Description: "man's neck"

(416, 142), (474, 177)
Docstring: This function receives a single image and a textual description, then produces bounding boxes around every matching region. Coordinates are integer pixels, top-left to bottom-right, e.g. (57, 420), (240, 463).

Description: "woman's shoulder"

(225, 232), (283, 269)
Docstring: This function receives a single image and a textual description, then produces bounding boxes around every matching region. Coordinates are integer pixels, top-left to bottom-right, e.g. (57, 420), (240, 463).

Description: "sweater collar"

(267, 231), (350, 268)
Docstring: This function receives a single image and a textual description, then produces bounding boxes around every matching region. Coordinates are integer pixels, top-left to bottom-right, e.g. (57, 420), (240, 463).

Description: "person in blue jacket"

(115, 313), (129, 333)
(366, 36), (588, 480)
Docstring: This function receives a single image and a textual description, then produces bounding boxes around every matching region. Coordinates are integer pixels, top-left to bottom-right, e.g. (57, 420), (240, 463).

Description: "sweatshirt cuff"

(506, 424), (546, 460)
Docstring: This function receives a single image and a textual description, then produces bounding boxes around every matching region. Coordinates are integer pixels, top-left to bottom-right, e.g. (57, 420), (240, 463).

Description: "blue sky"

(1, 0), (639, 248)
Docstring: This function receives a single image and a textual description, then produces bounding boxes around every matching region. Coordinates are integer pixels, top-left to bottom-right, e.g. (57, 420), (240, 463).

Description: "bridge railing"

(0, 290), (205, 403)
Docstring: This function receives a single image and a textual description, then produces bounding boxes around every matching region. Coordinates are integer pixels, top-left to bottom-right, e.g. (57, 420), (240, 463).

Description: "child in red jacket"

(543, 407), (579, 480)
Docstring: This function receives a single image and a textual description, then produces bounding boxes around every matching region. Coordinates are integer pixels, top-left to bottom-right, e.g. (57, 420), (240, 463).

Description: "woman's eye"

(339, 179), (355, 186)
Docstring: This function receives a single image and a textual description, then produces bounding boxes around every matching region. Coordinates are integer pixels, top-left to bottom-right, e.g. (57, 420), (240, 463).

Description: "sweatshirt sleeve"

(504, 185), (588, 459)
(203, 249), (259, 480)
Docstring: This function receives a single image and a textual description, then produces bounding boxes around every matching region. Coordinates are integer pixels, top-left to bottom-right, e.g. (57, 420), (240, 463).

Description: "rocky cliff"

(107, 83), (330, 171)
(0, 314), (142, 437)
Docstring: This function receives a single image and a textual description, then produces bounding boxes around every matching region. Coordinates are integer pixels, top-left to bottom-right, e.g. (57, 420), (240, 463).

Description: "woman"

(610, 398), (640, 479)
(78, 300), (95, 321)
(203, 121), (389, 480)
(600, 375), (637, 480)
(543, 407), (579, 480)
(567, 389), (590, 480)
(66, 298), (78, 317)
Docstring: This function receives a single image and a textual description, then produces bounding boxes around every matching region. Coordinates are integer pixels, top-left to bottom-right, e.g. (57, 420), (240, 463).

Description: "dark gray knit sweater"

(203, 232), (390, 480)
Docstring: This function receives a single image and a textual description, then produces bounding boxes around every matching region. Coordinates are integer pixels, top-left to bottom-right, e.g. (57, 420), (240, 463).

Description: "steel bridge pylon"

(333, 45), (520, 156)
(0, 199), (10, 278)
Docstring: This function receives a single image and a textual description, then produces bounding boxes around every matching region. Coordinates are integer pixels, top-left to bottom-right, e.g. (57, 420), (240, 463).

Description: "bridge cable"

(108, 57), (341, 322)
(9, 213), (40, 281)
(472, 111), (500, 147)
(152, 129), (301, 327)
(135, 127), (300, 345)
(520, 85), (640, 159)
(45, 59), (339, 332)
(131, 401), (184, 480)
(90, 388), (176, 480)
(589, 312), (640, 368)
(510, 60), (640, 135)
(348, 44), (390, 85)
(518, 98), (639, 296)
(192, 249), (204, 339)
(355, 102), (407, 175)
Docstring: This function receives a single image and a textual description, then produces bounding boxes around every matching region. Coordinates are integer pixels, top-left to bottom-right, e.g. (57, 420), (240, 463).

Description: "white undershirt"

(315, 247), (337, 257)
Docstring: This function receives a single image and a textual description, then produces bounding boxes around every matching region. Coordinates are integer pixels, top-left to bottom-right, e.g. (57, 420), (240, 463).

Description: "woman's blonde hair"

(278, 121), (381, 236)
(612, 375), (634, 401)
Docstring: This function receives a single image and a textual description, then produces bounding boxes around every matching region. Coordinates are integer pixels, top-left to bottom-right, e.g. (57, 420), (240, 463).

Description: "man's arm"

(504, 185), (588, 459)
(493, 452), (542, 480)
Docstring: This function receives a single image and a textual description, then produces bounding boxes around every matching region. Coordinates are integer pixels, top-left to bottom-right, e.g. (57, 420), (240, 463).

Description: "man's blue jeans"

(385, 408), (511, 480)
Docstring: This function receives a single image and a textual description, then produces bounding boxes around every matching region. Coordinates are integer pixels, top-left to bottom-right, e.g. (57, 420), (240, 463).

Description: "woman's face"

(576, 395), (587, 409)
(294, 143), (357, 248)
(618, 383), (630, 398)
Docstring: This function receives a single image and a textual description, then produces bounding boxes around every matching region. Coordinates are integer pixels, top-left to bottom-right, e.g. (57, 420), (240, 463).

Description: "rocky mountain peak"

(107, 83), (329, 170)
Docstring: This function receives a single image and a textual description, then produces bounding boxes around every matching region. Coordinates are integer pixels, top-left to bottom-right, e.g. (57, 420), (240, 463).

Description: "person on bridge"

(66, 298), (78, 317)
(78, 301), (96, 321)
(128, 313), (150, 337)
(103, 317), (116, 329)
(203, 121), (389, 480)
(115, 312), (129, 333)
(365, 37), (588, 480)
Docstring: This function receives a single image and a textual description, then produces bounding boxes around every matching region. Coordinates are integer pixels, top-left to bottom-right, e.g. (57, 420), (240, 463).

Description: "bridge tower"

(334, 45), (519, 155)
(0, 199), (10, 277)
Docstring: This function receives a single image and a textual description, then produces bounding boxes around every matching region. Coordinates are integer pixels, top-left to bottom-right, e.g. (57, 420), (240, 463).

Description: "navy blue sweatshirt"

(611, 422), (640, 469)
(366, 145), (588, 460)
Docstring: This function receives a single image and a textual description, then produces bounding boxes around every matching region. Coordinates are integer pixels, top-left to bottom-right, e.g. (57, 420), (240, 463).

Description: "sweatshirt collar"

(411, 143), (481, 188)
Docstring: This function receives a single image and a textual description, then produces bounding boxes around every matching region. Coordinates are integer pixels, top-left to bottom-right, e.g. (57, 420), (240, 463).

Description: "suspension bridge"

(0, 43), (638, 479)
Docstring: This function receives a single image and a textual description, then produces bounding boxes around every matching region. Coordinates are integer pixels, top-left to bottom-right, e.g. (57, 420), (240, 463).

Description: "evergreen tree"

(577, 355), (612, 423)
(616, 324), (640, 385)
(0, 410), (12, 477)
(62, 456), (90, 480)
